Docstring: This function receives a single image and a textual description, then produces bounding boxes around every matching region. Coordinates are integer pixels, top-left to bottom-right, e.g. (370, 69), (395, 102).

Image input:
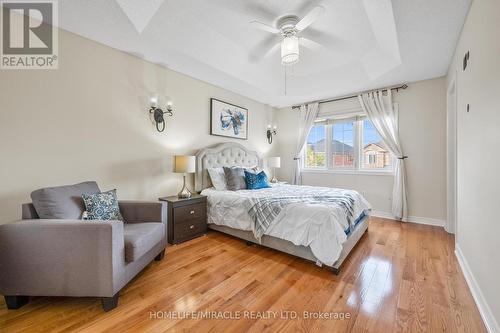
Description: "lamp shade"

(267, 157), (281, 168)
(174, 155), (196, 173)
(281, 36), (299, 65)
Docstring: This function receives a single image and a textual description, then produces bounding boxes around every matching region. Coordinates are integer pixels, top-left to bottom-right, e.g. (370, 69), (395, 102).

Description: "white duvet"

(201, 183), (371, 266)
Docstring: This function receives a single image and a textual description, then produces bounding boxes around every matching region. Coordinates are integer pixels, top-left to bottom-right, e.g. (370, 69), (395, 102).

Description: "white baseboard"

(455, 244), (500, 333)
(371, 210), (445, 227)
(371, 210), (394, 219)
(405, 215), (445, 227)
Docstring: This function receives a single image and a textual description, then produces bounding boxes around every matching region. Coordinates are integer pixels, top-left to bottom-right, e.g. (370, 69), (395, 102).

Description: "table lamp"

(174, 155), (196, 198)
(267, 157), (281, 183)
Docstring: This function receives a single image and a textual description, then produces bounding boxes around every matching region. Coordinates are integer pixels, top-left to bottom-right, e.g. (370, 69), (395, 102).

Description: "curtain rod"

(290, 84), (408, 110)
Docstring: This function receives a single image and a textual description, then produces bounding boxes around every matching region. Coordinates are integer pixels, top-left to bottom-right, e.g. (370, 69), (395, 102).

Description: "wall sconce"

(266, 124), (277, 144)
(149, 96), (173, 132)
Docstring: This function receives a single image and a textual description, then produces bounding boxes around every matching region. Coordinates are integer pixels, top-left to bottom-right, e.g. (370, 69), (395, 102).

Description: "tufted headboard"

(195, 142), (261, 192)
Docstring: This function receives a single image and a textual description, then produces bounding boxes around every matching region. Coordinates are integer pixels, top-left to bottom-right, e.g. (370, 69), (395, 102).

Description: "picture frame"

(210, 98), (248, 140)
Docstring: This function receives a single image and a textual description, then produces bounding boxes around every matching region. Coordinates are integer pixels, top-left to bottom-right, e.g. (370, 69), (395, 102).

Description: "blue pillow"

(82, 189), (123, 221)
(244, 170), (271, 190)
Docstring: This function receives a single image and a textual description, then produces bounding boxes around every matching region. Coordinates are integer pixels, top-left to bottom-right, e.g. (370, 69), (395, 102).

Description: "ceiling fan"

(249, 6), (326, 66)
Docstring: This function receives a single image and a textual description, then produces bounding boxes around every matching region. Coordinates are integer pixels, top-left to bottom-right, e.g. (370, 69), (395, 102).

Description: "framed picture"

(210, 98), (248, 140)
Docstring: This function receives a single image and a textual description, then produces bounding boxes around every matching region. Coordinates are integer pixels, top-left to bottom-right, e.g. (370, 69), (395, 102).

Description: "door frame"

(446, 76), (458, 234)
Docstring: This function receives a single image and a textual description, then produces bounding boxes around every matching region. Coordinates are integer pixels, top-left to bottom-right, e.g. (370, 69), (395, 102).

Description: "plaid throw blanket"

(244, 194), (356, 239)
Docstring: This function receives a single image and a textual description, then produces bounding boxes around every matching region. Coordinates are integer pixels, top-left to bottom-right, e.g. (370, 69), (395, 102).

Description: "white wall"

(447, 0), (500, 330)
(274, 77), (447, 224)
(0, 23), (276, 224)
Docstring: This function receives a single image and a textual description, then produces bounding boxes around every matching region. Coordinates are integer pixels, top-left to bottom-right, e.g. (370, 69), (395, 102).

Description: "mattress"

(201, 183), (371, 266)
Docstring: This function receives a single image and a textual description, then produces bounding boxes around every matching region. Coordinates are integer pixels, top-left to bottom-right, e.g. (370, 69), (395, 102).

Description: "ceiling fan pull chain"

(284, 65), (287, 95)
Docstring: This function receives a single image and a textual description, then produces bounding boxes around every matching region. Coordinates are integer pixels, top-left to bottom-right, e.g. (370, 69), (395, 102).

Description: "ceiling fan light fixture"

(281, 35), (299, 65)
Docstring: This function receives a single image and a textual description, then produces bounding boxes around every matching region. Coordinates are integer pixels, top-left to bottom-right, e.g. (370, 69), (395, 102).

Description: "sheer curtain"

(358, 90), (408, 220)
(292, 103), (319, 185)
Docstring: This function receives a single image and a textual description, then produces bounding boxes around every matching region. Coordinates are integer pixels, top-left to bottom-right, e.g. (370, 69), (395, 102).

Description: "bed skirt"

(208, 214), (369, 274)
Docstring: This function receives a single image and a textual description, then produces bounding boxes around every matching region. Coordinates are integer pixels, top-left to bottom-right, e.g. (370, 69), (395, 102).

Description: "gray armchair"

(0, 182), (167, 312)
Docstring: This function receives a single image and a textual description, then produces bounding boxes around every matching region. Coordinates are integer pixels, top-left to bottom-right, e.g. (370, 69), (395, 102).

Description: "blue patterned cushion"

(244, 170), (271, 190)
(82, 189), (123, 221)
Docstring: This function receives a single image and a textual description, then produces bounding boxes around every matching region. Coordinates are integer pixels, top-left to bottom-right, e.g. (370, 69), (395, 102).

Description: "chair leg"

(154, 249), (165, 261)
(330, 267), (341, 275)
(101, 292), (119, 312)
(4, 296), (29, 309)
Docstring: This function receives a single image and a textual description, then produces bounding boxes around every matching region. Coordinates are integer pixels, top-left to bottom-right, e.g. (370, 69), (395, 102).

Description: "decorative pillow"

(82, 189), (123, 221)
(244, 170), (271, 190)
(223, 167), (247, 191)
(31, 181), (101, 219)
(207, 167), (227, 191)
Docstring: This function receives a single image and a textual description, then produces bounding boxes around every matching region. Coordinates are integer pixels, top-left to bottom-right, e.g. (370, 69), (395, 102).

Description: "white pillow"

(207, 167), (227, 191)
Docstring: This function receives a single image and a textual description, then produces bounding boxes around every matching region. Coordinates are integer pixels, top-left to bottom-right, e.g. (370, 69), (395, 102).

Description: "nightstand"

(159, 194), (207, 245)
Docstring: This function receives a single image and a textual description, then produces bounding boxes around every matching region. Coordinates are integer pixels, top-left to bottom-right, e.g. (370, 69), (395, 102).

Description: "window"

(305, 124), (326, 168)
(361, 119), (392, 171)
(304, 117), (393, 173)
(367, 153), (377, 165)
(332, 120), (355, 168)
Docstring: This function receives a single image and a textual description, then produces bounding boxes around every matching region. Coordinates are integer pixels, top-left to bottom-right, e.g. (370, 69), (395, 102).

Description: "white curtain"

(358, 90), (408, 220)
(292, 103), (319, 185)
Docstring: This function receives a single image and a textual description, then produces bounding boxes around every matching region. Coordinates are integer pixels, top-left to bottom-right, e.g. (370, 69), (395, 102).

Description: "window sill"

(302, 169), (394, 176)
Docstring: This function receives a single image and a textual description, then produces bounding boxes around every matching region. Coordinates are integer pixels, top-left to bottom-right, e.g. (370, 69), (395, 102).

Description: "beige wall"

(447, 0), (500, 330)
(0, 25), (277, 223)
(274, 77), (447, 223)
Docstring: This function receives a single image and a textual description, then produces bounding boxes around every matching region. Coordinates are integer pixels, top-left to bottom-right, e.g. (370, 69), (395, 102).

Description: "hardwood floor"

(0, 217), (486, 332)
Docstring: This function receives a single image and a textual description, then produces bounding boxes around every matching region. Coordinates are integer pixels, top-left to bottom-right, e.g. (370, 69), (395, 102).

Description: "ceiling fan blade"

(300, 37), (322, 51)
(248, 35), (282, 62)
(296, 6), (325, 31)
(264, 42), (281, 58)
(249, 20), (280, 34)
(243, 2), (280, 22)
(301, 28), (347, 48)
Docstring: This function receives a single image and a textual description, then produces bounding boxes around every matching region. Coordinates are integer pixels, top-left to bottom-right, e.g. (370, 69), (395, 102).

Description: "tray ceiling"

(56, 0), (471, 107)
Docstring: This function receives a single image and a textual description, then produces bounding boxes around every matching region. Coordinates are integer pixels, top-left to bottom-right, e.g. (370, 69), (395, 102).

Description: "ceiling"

(57, 0), (471, 107)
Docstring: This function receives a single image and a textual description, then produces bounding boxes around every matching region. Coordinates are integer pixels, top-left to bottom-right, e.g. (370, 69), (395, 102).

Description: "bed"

(195, 142), (371, 274)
